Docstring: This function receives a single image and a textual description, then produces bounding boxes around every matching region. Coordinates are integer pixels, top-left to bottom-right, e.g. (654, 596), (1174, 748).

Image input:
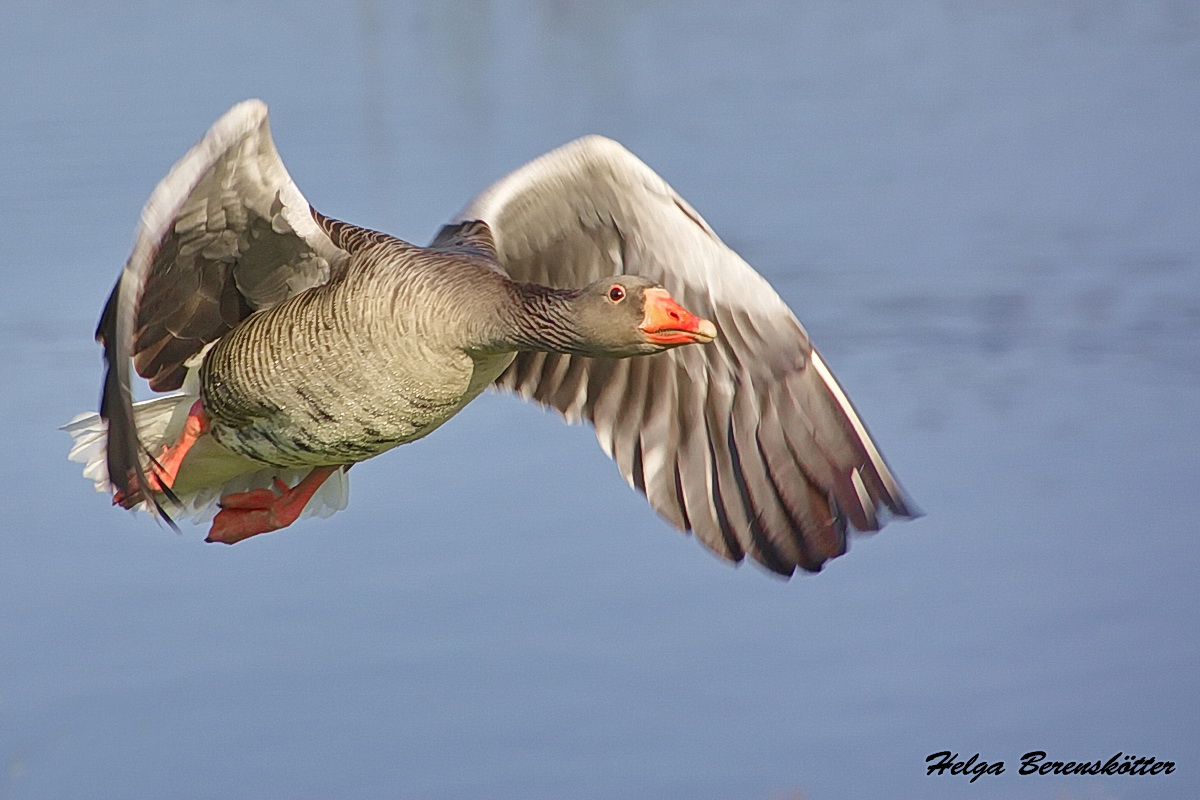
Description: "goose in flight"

(66, 100), (916, 576)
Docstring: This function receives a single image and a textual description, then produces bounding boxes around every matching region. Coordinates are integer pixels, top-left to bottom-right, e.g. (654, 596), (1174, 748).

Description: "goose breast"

(200, 240), (517, 468)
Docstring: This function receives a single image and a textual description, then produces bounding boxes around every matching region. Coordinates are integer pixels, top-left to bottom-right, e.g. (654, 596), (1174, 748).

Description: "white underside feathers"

(63, 392), (351, 528)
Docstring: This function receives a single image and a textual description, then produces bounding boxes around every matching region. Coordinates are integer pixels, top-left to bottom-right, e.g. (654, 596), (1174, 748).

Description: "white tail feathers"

(64, 395), (184, 504)
(63, 393), (350, 527)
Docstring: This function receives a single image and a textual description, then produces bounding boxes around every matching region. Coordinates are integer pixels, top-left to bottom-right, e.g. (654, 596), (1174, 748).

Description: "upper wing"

(97, 99), (347, 509)
(445, 136), (917, 576)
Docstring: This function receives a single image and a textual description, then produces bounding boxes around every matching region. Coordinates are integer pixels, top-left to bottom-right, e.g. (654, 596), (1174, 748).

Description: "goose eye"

(608, 285), (626, 302)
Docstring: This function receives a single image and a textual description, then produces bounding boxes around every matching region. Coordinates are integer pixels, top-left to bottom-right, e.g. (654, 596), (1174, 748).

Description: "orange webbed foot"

(206, 468), (339, 545)
(112, 400), (208, 508)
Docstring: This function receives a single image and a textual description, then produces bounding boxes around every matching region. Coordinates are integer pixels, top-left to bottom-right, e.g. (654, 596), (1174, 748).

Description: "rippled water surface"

(2, 3), (1197, 799)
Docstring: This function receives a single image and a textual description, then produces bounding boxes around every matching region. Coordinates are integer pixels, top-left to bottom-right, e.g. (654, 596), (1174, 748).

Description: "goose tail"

(64, 392), (351, 528)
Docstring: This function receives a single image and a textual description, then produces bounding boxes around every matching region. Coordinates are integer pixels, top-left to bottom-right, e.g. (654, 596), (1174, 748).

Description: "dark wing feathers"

(454, 135), (916, 575)
(97, 99), (346, 506)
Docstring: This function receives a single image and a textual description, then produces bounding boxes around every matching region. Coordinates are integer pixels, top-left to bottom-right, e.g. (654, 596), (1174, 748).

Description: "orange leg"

(114, 400), (208, 508)
(206, 465), (341, 545)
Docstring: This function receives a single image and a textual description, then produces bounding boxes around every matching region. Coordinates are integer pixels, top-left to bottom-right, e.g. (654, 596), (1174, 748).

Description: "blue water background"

(1, 3), (1197, 798)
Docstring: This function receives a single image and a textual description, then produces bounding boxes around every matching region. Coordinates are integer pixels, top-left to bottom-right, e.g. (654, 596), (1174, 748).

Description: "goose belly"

(207, 373), (464, 468)
(200, 305), (515, 469)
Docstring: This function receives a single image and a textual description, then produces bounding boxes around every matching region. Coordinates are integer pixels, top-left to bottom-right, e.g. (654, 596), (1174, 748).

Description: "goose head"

(558, 276), (717, 357)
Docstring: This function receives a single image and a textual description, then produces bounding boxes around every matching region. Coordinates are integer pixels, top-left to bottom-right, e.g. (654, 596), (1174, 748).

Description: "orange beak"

(638, 288), (718, 346)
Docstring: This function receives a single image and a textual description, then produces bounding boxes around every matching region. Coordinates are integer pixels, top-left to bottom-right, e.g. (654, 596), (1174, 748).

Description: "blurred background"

(1, 2), (1197, 798)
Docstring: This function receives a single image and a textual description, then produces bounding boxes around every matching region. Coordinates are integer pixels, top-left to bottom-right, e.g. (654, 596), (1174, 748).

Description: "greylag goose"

(65, 99), (916, 576)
